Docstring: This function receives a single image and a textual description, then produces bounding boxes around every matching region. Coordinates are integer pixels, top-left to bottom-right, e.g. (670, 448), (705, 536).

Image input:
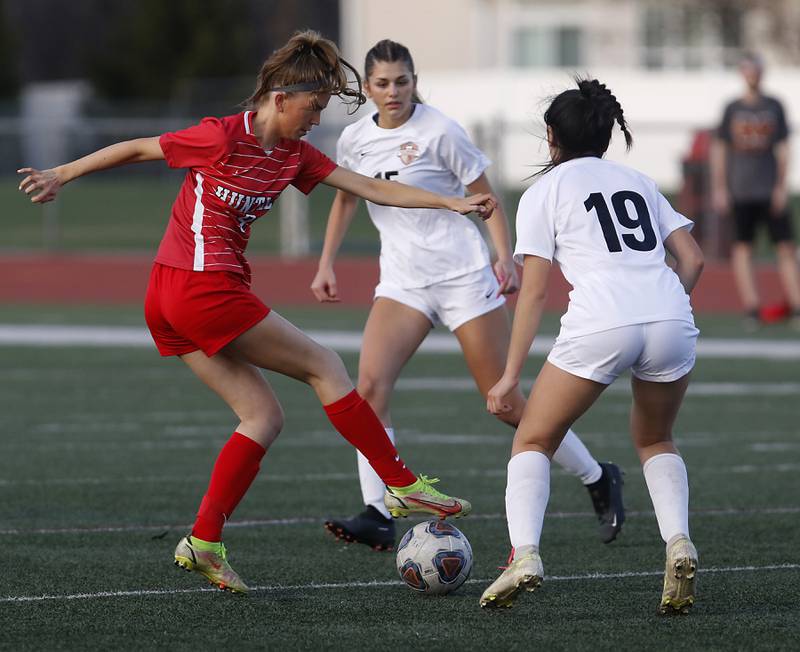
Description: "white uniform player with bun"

(312, 40), (626, 553)
(480, 78), (705, 615)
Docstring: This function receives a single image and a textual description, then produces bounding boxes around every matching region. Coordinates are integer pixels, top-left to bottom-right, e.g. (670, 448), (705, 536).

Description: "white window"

(512, 26), (583, 68)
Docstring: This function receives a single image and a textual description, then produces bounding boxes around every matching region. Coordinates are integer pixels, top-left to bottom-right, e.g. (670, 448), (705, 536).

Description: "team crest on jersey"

(397, 141), (420, 165)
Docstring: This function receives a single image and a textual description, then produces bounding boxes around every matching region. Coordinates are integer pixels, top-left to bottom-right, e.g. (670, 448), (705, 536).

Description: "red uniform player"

(18, 31), (495, 594)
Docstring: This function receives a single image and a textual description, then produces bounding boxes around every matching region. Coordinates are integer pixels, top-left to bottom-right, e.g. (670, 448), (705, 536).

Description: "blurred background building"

(2, 0), (800, 256)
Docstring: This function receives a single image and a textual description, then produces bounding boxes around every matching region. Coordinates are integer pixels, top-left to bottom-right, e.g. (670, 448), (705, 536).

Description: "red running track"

(0, 253), (787, 312)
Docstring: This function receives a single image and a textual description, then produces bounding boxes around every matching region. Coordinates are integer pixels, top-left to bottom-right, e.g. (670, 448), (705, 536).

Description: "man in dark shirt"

(711, 53), (800, 329)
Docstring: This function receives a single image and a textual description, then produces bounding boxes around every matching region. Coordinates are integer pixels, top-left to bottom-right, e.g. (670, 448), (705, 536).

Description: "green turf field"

(1, 307), (798, 650)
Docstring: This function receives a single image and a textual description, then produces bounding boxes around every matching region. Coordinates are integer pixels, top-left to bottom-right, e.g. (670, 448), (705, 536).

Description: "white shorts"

(374, 266), (506, 332)
(547, 320), (699, 385)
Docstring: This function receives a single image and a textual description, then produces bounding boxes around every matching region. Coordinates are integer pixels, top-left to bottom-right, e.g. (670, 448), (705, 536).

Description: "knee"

(356, 373), (393, 412)
(241, 404), (285, 449)
(494, 405), (522, 429)
(306, 346), (349, 387)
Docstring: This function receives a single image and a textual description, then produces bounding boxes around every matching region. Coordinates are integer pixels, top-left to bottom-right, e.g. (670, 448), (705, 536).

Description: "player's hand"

(18, 167), (63, 204)
(493, 259), (519, 296)
(711, 186), (730, 217)
(770, 185), (788, 218)
(486, 373), (519, 415)
(448, 193), (497, 220)
(311, 266), (340, 303)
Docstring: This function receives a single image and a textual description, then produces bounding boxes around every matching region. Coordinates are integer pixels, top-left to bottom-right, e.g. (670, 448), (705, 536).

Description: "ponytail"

(576, 79), (633, 150)
(245, 30), (366, 113)
(535, 77), (632, 176)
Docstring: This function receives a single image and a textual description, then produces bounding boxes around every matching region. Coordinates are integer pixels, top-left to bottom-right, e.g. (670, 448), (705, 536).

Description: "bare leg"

(629, 373), (690, 465)
(505, 362), (607, 550)
(731, 242), (760, 311)
(455, 307), (602, 483)
(354, 298), (431, 514)
(512, 362), (607, 458)
(630, 373), (692, 542)
(453, 306), (526, 427)
(775, 241), (800, 310)
(225, 310), (415, 488)
(181, 349), (283, 449)
(224, 310), (354, 404)
(630, 373), (696, 613)
(357, 298), (433, 424)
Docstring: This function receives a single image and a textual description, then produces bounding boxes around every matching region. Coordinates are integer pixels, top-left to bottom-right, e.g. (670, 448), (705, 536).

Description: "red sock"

(192, 432), (266, 542)
(324, 390), (416, 487)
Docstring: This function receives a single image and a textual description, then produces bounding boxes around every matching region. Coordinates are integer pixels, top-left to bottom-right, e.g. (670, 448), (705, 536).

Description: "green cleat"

(480, 550), (544, 609)
(384, 475), (471, 519)
(658, 536), (698, 615)
(174, 535), (249, 594)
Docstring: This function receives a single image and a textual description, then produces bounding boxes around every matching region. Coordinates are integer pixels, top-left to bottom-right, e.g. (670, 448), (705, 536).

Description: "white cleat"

(480, 551), (544, 609)
(659, 536), (698, 615)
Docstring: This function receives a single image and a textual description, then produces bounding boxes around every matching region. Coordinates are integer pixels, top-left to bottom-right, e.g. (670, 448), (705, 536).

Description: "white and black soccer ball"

(395, 520), (473, 595)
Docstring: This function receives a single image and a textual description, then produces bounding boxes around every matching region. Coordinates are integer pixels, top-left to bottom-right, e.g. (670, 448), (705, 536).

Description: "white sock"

(357, 427), (394, 519)
(505, 451), (550, 549)
(642, 452), (690, 543)
(552, 429), (603, 484)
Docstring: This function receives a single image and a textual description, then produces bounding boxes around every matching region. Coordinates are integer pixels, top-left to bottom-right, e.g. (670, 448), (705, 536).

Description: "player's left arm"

(321, 165), (496, 217)
(771, 139), (790, 216)
(466, 173), (519, 296)
(486, 254), (550, 415)
(664, 228), (705, 294)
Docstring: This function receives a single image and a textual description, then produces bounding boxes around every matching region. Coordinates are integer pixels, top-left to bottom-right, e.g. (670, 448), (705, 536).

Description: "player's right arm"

(18, 137), (165, 204)
(486, 254), (551, 416)
(310, 189), (360, 302)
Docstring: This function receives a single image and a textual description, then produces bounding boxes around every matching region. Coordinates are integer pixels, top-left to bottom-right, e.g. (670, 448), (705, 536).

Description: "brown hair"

(245, 30), (366, 112)
(364, 39), (423, 104)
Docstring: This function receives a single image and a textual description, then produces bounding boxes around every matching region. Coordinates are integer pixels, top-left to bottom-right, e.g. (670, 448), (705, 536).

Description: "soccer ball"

(395, 520), (473, 595)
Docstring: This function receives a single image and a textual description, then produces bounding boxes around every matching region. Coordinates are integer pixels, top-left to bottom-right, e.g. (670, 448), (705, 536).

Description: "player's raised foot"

(173, 535), (249, 594)
(324, 506), (396, 551)
(586, 461), (625, 543)
(658, 536), (698, 615)
(384, 475), (471, 519)
(480, 548), (543, 609)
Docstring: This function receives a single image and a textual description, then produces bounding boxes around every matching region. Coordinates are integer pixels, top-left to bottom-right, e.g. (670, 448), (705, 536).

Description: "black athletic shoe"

(324, 506), (396, 551)
(586, 462), (625, 544)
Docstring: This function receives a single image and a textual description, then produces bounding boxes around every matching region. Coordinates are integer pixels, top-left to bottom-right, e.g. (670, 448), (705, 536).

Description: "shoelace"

(417, 474), (448, 499)
(498, 547), (515, 571)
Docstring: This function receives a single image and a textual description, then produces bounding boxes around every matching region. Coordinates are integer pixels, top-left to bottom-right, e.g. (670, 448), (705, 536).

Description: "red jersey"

(156, 111), (336, 283)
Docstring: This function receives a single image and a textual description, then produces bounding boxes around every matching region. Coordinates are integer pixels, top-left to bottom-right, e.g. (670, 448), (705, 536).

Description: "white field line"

(2, 458), (800, 489)
(1, 506), (798, 537)
(393, 379), (800, 396)
(3, 432), (799, 454)
(1, 563), (798, 604)
(1, 325), (800, 359)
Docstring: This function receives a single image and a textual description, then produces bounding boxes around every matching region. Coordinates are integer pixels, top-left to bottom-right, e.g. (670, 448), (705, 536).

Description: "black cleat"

(324, 506), (396, 551)
(586, 462), (625, 543)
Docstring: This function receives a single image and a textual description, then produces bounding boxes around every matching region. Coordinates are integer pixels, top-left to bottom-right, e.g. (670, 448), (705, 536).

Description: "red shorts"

(144, 263), (270, 357)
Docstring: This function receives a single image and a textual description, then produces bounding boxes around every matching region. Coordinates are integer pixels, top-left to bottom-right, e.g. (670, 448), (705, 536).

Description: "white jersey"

(514, 157), (695, 339)
(337, 104), (491, 288)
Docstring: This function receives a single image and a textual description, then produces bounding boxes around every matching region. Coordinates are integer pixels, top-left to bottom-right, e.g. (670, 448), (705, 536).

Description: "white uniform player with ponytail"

(480, 78), (705, 615)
